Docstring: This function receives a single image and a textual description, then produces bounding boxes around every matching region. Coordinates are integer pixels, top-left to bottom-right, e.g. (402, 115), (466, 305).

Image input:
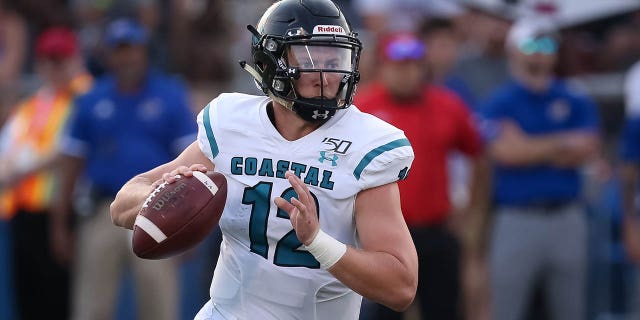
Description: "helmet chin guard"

(240, 0), (362, 122)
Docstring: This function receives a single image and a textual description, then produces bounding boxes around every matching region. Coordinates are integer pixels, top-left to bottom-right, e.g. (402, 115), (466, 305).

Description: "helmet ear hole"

(273, 79), (286, 92)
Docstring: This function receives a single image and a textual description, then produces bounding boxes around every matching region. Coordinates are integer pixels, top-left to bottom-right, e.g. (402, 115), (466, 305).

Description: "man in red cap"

(355, 32), (485, 320)
(0, 27), (92, 320)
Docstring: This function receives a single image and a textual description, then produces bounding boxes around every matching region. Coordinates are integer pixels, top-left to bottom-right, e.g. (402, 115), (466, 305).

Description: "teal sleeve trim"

(353, 138), (411, 180)
(202, 104), (219, 157)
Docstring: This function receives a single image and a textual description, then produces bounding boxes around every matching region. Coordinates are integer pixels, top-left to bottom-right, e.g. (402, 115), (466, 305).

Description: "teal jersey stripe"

(353, 138), (411, 180)
(202, 104), (219, 157)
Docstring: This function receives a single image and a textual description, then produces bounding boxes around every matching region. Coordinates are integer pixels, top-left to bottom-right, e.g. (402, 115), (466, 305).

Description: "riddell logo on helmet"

(313, 25), (346, 35)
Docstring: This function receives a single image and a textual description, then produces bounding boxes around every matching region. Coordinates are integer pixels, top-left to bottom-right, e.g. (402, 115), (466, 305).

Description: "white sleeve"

(196, 98), (219, 162)
(353, 136), (414, 190)
(625, 61), (640, 118)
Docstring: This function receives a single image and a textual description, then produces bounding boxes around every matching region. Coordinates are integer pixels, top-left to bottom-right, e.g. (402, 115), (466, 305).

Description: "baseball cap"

(105, 18), (148, 48)
(35, 27), (78, 60)
(506, 18), (559, 55)
(378, 33), (426, 62)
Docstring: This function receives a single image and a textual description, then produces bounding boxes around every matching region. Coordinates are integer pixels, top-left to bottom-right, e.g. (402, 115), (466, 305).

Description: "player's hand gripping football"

(274, 171), (320, 246)
(152, 164), (209, 188)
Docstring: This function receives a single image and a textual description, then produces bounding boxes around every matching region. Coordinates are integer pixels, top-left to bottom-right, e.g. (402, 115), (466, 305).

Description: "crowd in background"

(1, 0), (640, 319)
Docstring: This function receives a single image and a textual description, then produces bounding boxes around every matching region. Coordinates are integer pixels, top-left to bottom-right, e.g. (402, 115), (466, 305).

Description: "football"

(132, 171), (227, 259)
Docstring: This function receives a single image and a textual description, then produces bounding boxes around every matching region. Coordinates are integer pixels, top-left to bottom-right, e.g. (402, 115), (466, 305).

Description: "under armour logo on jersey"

(318, 151), (339, 166)
(312, 110), (330, 120)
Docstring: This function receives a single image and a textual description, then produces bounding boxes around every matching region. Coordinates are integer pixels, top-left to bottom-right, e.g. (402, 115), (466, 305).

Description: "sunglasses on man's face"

(518, 36), (558, 55)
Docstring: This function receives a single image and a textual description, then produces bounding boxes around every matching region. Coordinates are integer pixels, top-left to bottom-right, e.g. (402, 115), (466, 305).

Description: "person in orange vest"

(0, 27), (91, 320)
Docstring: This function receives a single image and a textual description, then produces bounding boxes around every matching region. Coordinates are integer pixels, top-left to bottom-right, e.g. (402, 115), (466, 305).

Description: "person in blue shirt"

(480, 18), (600, 320)
(620, 62), (640, 315)
(52, 18), (197, 320)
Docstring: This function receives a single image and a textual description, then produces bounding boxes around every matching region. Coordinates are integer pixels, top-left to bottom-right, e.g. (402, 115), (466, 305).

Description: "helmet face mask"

(287, 44), (355, 102)
(247, 0), (362, 122)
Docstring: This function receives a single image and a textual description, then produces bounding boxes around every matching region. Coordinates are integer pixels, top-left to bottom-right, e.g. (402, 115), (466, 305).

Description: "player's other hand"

(151, 164), (208, 188)
(274, 171), (320, 246)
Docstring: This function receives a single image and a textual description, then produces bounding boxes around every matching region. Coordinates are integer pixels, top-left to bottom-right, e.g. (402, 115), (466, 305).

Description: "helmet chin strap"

(239, 60), (262, 83)
(239, 60), (295, 111)
(269, 93), (295, 111)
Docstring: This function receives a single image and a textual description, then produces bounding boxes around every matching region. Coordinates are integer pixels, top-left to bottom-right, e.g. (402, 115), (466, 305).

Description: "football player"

(110, 0), (418, 319)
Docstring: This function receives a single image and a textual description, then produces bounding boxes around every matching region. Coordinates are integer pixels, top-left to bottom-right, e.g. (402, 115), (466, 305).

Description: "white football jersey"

(196, 93), (414, 320)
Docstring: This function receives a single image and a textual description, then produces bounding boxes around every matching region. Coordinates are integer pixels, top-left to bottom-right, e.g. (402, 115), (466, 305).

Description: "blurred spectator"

(71, 0), (165, 76)
(620, 62), (640, 263)
(226, 0), (273, 95)
(353, 0), (464, 34)
(583, 154), (637, 319)
(0, 27), (91, 320)
(595, 23), (639, 73)
(557, 10), (640, 77)
(621, 59), (640, 301)
(480, 18), (600, 320)
(453, 8), (511, 103)
(356, 32), (484, 320)
(351, 0), (464, 87)
(51, 19), (196, 320)
(168, 0), (233, 112)
(333, 0), (362, 31)
(420, 17), (476, 109)
(13, 0), (73, 32)
(0, 0), (27, 126)
(418, 17), (493, 320)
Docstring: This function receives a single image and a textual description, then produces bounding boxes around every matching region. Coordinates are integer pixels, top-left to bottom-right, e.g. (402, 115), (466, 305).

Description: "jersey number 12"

(243, 181), (320, 268)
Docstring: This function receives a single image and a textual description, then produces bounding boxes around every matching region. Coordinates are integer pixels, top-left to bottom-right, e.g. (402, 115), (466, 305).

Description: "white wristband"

(305, 229), (347, 270)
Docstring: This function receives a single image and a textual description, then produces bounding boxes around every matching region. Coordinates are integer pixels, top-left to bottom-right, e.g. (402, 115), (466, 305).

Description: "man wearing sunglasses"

(480, 19), (600, 320)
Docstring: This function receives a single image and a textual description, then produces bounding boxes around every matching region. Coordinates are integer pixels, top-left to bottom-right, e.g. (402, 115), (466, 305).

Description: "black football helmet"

(240, 0), (362, 122)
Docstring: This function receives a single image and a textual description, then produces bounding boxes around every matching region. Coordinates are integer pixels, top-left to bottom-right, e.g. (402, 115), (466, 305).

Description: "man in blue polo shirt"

(52, 19), (196, 320)
(480, 18), (600, 320)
